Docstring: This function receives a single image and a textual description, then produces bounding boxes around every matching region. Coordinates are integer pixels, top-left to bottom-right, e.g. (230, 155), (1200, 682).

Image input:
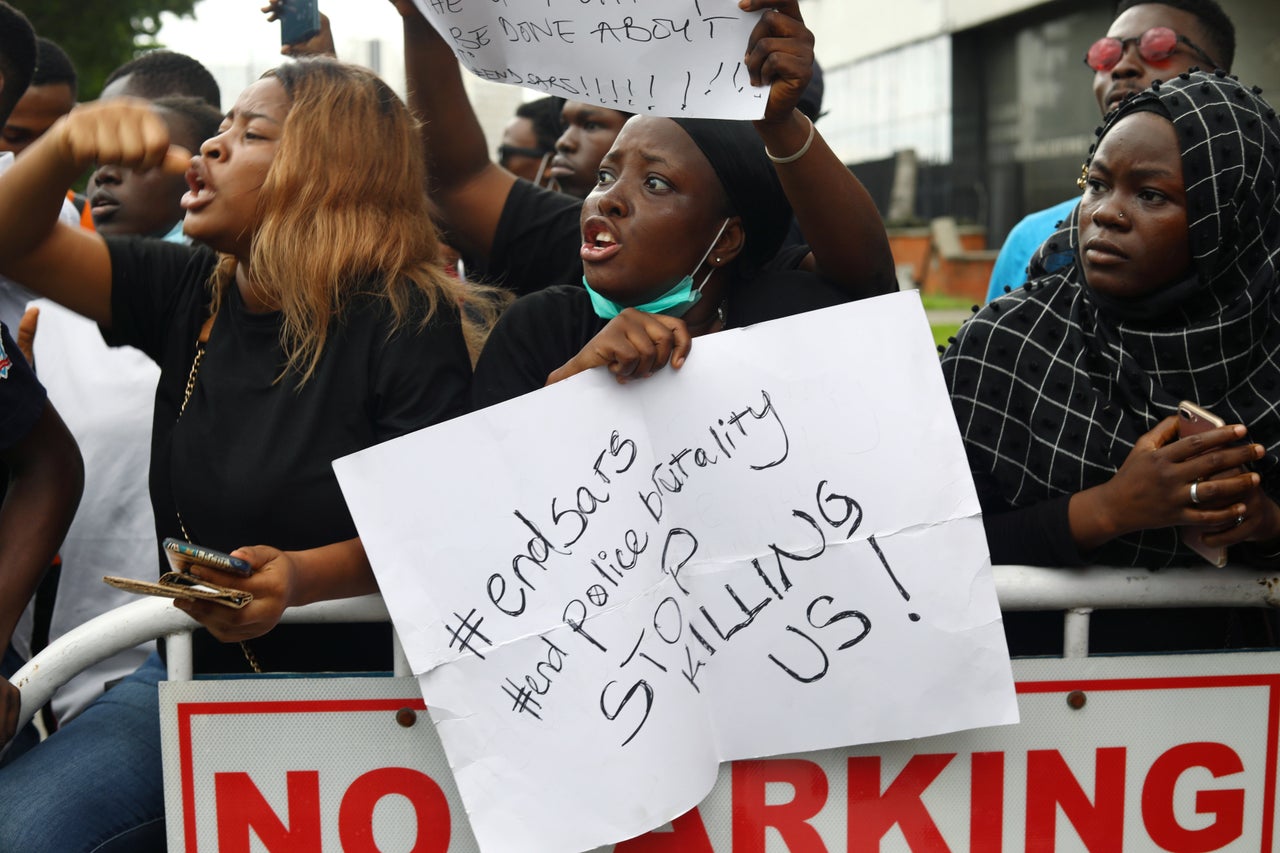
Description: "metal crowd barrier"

(8, 593), (407, 736)
(9, 565), (1280, 734)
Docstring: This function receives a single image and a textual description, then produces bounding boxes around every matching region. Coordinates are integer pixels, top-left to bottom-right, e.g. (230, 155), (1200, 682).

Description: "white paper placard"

(335, 292), (1018, 852)
(412, 0), (769, 119)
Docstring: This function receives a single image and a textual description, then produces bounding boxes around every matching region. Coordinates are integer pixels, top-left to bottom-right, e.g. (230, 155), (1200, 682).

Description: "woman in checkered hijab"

(942, 69), (1280, 576)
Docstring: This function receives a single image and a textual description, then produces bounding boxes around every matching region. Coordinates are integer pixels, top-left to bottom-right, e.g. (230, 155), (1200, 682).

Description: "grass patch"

(917, 292), (972, 353)
(919, 293), (975, 312)
(931, 322), (962, 350)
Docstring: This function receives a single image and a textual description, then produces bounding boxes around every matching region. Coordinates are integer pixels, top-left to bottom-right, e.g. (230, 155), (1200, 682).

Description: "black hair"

(31, 36), (76, 98)
(0, 2), (35, 123)
(514, 96), (564, 154)
(1114, 0), (1236, 71)
(103, 50), (221, 108)
(151, 95), (222, 153)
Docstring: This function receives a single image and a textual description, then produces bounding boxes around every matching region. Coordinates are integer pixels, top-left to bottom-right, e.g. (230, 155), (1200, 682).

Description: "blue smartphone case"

(280, 0), (321, 45)
(162, 537), (252, 576)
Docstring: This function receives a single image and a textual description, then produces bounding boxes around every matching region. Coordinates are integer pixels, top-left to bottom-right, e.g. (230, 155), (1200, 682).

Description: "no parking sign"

(161, 652), (1280, 851)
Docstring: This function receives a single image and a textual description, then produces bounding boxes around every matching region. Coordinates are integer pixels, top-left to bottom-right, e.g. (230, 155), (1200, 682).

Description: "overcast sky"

(156, 1), (407, 90)
(155, 1), (524, 142)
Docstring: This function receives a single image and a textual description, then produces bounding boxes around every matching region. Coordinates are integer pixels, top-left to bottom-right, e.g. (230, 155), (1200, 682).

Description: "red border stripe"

(176, 676), (1280, 851)
(178, 697), (427, 853)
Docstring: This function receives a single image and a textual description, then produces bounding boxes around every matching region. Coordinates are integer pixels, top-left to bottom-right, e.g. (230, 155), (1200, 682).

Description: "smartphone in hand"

(102, 537), (253, 609)
(162, 537), (252, 576)
(1176, 401), (1230, 567)
(278, 0), (321, 46)
(1178, 400), (1226, 438)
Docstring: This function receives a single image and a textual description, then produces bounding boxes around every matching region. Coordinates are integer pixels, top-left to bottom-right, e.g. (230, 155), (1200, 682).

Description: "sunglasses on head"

(1084, 26), (1219, 73)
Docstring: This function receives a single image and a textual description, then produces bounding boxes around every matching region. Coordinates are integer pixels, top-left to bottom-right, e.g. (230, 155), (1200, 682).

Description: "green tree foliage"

(9, 1), (199, 100)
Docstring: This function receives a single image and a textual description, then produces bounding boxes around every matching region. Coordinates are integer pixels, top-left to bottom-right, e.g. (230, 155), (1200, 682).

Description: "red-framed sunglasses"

(1084, 26), (1220, 72)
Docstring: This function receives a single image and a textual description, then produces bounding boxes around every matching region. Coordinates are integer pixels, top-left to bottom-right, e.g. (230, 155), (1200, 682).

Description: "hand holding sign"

(546, 309), (693, 386)
(740, 0), (815, 122)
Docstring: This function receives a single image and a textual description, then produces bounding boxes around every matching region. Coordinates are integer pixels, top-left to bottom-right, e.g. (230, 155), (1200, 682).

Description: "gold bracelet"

(765, 115), (816, 165)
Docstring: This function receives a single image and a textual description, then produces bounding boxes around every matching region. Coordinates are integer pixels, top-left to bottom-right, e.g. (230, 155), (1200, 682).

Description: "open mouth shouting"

(580, 217), (622, 262)
(181, 162), (215, 213)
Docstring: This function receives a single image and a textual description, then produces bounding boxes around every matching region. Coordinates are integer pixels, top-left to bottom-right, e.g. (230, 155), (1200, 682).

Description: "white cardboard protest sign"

(411, 0), (768, 120)
(335, 292), (1018, 852)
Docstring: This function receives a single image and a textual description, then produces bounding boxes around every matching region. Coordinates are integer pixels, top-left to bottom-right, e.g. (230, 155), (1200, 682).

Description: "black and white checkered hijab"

(942, 71), (1280, 568)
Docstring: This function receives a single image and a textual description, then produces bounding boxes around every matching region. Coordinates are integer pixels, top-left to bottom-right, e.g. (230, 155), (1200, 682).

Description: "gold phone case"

(102, 572), (252, 609)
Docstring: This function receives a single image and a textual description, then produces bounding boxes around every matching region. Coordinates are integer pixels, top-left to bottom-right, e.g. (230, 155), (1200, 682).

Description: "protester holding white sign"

(337, 293), (1018, 853)
(463, 3), (896, 405)
(473, 110), (875, 405)
(392, 0), (896, 305)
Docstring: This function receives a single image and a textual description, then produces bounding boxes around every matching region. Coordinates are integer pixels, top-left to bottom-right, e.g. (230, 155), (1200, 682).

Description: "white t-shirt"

(12, 299), (161, 721)
(2, 152), (164, 721)
(0, 151), (81, 330)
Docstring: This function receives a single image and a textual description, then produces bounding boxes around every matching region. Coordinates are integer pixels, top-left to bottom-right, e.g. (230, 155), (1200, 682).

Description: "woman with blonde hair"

(0, 58), (482, 851)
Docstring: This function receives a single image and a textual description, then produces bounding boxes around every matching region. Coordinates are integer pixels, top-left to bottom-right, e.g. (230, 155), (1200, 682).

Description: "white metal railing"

(994, 564), (1280, 658)
(8, 566), (1280, 735)
(7, 594), (406, 737)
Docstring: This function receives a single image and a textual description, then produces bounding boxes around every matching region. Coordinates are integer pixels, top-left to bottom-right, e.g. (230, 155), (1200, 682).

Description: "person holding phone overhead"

(262, 0), (333, 58)
(390, 0), (895, 302)
(0, 58), (495, 851)
(941, 70), (1280, 654)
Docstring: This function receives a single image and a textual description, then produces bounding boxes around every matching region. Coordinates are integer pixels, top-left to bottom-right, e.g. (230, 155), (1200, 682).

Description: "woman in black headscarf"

(942, 70), (1280, 651)
(465, 3), (896, 407)
(471, 113), (860, 405)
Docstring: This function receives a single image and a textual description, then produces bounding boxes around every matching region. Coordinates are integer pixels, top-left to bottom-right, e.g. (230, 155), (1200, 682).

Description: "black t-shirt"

(470, 180), (583, 296)
(472, 264), (848, 409)
(105, 237), (473, 674)
(0, 321), (46, 449)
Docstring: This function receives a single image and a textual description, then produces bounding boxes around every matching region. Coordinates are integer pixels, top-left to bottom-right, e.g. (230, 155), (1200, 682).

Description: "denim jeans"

(0, 644), (39, 768)
(0, 652), (167, 852)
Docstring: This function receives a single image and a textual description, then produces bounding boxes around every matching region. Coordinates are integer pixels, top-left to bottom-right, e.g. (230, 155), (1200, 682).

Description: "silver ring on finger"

(1190, 481), (1201, 506)
(1236, 513), (1245, 526)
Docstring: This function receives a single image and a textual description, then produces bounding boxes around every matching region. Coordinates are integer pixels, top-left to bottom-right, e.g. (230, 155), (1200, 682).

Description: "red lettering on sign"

(1025, 748), (1125, 852)
(337, 767), (451, 853)
(847, 754), (955, 852)
(971, 751), (1005, 853)
(614, 808), (714, 852)
(731, 759), (830, 853)
(215, 770), (321, 853)
(1142, 742), (1245, 852)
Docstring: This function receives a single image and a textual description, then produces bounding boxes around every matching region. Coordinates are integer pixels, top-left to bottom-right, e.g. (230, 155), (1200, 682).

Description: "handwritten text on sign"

(411, 0), (768, 120)
(335, 293), (1018, 853)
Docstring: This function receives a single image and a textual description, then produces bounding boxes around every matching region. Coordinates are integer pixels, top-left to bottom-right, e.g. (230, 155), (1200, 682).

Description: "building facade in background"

(187, 0), (1277, 247)
(803, 0), (1279, 242)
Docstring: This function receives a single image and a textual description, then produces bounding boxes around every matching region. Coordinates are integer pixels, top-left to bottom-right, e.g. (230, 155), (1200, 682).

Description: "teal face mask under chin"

(584, 218), (731, 320)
